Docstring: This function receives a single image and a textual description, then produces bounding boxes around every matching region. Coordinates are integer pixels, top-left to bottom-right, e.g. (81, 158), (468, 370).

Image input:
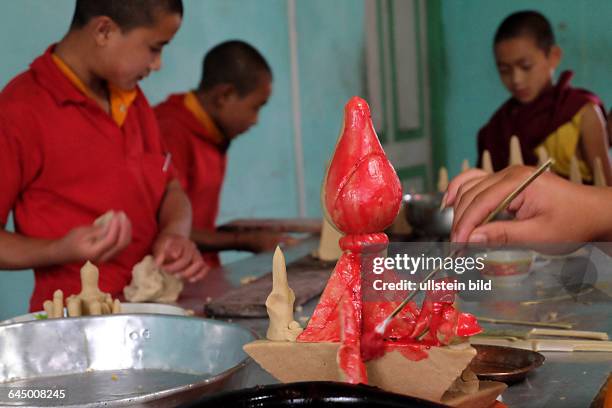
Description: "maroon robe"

(477, 70), (605, 170)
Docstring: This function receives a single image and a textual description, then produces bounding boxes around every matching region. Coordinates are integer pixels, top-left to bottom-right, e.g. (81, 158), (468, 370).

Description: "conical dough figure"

(509, 135), (524, 166)
(535, 146), (549, 167)
(313, 217), (343, 261)
(437, 167), (448, 193)
(481, 150), (493, 173)
(65, 261), (119, 316)
(593, 156), (607, 186)
(266, 246), (303, 341)
(569, 155), (582, 184)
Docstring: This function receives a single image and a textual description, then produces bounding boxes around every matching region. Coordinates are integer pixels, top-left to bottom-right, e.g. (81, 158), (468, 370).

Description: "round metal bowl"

(470, 344), (545, 384)
(0, 315), (255, 407)
(403, 192), (453, 238)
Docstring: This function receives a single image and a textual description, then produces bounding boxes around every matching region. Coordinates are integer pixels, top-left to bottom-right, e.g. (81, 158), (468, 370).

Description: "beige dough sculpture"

(535, 146), (549, 167)
(570, 155), (582, 184)
(43, 261), (122, 317)
(593, 156), (607, 187)
(265, 246), (303, 342)
(509, 135), (524, 166)
(437, 166), (449, 193)
(313, 216), (343, 261)
(461, 159), (470, 173)
(124, 255), (183, 303)
(481, 150), (493, 173)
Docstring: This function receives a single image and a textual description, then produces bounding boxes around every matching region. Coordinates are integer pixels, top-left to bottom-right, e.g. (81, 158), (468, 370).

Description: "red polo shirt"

(0, 46), (174, 311)
(154, 93), (227, 268)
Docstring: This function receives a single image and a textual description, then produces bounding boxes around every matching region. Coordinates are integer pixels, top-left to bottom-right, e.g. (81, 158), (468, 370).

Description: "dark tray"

(180, 381), (450, 407)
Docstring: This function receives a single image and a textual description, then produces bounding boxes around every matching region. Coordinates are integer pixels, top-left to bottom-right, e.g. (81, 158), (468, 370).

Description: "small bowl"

(478, 250), (534, 287)
(470, 344), (545, 384)
(403, 192), (453, 238)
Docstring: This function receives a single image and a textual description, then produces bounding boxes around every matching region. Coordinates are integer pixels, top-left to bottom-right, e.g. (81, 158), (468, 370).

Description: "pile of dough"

(124, 255), (183, 303)
(43, 261), (121, 317)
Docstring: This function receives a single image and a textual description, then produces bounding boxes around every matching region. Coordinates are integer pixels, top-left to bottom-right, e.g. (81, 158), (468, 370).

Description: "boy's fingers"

(181, 257), (208, 282)
(444, 169), (489, 207)
(162, 246), (192, 273)
(467, 219), (541, 245)
(116, 212), (132, 249)
(90, 216), (121, 256)
(452, 180), (528, 242)
(97, 216), (132, 262)
(452, 174), (508, 230)
(154, 239), (171, 266)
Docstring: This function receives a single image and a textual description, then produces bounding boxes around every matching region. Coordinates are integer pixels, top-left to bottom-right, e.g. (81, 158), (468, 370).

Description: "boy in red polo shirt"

(155, 41), (295, 267)
(0, 0), (207, 311)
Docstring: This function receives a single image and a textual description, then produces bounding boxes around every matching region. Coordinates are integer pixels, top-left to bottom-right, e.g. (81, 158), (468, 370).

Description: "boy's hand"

(241, 231), (299, 253)
(54, 212), (132, 264)
(445, 165), (601, 243)
(153, 233), (209, 282)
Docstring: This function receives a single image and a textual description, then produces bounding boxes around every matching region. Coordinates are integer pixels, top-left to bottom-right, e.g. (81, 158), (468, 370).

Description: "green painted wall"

(428, 0), (612, 177)
(0, 0), (364, 320)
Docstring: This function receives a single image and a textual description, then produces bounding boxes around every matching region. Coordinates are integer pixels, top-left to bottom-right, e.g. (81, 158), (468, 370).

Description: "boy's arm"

(0, 231), (62, 269)
(580, 103), (612, 185)
(0, 215), (132, 270)
(191, 229), (298, 253)
(152, 179), (208, 282)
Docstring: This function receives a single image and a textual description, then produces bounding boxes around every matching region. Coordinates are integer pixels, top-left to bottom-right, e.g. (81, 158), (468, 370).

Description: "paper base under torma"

(244, 340), (506, 408)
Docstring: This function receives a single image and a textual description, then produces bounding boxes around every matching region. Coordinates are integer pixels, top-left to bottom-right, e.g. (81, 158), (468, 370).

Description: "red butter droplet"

(324, 97), (402, 234)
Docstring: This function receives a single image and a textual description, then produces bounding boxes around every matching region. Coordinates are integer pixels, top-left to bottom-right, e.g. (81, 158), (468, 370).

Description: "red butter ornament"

(298, 97), (402, 383)
(324, 96), (402, 234)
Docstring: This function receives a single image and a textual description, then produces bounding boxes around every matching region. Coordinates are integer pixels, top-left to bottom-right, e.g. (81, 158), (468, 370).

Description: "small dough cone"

(509, 135), (524, 166)
(437, 167), (449, 193)
(569, 155), (582, 184)
(535, 146), (549, 167)
(313, 217), (343, 261)
(481, 150), (493, 174)
(593, 156), (607, 186)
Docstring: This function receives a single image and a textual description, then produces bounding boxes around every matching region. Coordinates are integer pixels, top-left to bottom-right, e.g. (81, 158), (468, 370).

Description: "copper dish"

(470, 344), (545, 384)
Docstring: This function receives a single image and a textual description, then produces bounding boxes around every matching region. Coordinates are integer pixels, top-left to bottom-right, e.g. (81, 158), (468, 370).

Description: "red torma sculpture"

(298, 97), (402, 383)
(298, 97), (481, 384)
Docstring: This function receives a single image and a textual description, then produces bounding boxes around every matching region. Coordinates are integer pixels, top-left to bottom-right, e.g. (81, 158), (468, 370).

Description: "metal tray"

(0, 314), (255, 407)
(179, 381), (450, 407)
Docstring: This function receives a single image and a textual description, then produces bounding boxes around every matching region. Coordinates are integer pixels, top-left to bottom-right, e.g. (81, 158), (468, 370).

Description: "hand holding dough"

(124, 255), (183, 303)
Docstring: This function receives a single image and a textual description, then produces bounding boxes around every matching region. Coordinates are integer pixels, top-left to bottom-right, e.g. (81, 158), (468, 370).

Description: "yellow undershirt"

(536, 104), (594, 182)
(52, 54), (137, 127)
